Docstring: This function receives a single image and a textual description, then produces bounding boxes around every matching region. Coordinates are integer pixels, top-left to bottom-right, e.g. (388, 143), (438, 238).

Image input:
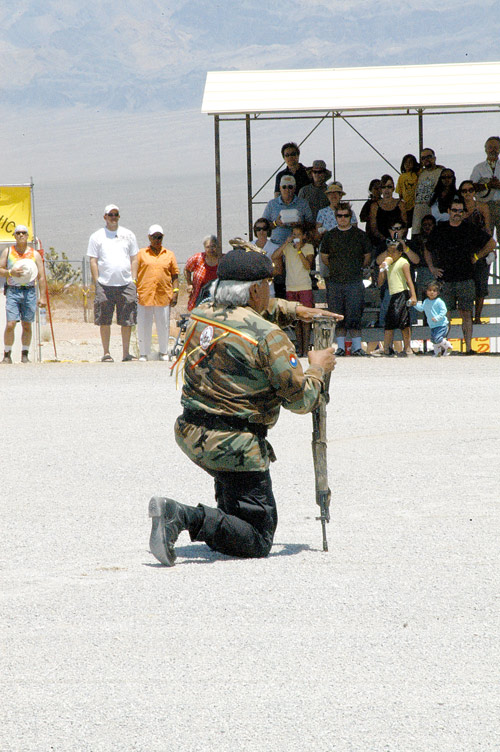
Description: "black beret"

(217, 247), (273, 281)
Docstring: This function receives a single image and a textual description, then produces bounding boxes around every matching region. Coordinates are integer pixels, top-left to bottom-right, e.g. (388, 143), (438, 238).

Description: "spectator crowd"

(254, 137), (499, 357)
(1, 137), (499, 362)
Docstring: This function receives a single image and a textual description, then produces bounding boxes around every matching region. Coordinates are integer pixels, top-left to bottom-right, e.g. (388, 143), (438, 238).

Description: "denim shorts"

(326, 280), (364, 329)
(430, 324), (449, 345)
(5, 285), (37, 322)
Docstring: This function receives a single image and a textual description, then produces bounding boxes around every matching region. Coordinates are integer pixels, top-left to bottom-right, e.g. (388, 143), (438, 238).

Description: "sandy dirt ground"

(1, 343), (499, 752)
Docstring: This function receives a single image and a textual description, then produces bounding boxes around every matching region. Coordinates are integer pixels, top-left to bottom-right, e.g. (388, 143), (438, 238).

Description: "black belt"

(182, 408), (268, 438)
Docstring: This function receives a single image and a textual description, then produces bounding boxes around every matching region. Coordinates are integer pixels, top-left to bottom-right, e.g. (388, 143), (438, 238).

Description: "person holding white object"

(409, 281), (453, 357)
(136, 225), (179, 361)
(0, 225), (47, 364)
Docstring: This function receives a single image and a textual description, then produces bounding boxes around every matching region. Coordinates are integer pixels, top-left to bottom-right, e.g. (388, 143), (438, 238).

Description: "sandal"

(122, 354), (137, 362)
(101, 354), (114, 362)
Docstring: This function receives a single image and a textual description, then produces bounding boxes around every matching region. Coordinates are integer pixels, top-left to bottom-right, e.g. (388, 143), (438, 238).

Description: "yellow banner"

(0, 186), (33, 242)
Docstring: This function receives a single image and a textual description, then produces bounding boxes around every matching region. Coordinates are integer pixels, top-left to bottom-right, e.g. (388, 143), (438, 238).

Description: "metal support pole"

(245, 115), (254, 241)
(214, 115), (222, 253)
(331, 113), (336, 182)
(30, 179), (42, 364)
(418, 109), (424, 155)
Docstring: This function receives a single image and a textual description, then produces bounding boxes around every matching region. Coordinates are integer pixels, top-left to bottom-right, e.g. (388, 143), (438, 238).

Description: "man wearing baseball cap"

(148, 240), (342, 566)
(87, 205), (139, 361)
(136, 224), (179, 361)
(0, 225), (47, 363)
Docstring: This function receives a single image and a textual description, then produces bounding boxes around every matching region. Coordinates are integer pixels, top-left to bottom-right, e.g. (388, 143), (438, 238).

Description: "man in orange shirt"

(136, 225), (179, 361)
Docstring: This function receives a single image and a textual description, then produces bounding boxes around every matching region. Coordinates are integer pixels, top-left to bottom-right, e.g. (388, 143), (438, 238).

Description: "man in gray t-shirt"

(412, 147), (443, 236)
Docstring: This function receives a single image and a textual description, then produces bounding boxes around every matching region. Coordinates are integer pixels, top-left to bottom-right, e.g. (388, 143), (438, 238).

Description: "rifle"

(311, 316), (337, 552)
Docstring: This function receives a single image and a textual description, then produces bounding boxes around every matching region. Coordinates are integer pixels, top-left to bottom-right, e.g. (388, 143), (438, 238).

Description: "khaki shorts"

(94, 282), (137, 326)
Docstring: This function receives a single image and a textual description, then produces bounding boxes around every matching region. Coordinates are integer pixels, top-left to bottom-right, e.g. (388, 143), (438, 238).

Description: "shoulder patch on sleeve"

(200, 325), (214, 350)
(289, 353), (298, 368)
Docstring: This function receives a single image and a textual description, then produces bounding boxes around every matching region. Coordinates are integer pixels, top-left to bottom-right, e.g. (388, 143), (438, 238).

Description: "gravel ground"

(1, 356), (499, 752)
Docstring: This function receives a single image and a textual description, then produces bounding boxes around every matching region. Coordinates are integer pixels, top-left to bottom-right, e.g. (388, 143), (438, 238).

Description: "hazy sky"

(1, 1), (499, 258)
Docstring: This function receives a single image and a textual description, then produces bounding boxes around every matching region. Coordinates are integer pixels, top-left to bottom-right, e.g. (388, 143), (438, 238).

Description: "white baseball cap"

(104, 204), (119, 215)
(148, 224), (164, 235)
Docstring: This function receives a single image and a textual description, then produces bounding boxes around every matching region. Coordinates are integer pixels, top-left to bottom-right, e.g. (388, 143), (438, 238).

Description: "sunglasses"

(281, 185), (295, 190)
(255, 226), (267, 231)
(336, 213), (350, 218)
(107, 213), (119, 218)
(151, 234), (163, 240)
(15, 231), (28, 235)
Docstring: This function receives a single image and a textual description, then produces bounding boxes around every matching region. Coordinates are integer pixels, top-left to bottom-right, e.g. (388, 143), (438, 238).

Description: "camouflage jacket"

(174, 297), (325, 472)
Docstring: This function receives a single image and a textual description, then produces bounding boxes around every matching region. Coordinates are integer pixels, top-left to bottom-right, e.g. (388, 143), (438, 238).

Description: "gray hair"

(208, 279), (253, 306)
(203, 234), (217, 247)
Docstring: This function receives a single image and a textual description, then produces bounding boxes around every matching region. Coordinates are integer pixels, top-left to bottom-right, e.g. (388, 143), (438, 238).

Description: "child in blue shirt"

(412, 281), (452, 356)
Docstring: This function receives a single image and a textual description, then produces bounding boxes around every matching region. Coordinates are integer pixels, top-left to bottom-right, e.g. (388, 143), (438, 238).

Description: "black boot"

(148, 497), (190, 566)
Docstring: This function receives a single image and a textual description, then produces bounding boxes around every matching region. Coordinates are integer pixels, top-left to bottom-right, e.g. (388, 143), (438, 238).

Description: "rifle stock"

(311, 317), (336, 552)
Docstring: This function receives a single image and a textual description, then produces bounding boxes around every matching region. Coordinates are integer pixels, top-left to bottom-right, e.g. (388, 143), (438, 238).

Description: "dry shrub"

(48, 282), (93, 311)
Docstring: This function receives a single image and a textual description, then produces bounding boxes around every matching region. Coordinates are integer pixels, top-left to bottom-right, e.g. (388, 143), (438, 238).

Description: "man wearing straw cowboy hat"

(148, 239), (341, 567)
(298, 159), (332, 222)
(0, 225), (47, 364)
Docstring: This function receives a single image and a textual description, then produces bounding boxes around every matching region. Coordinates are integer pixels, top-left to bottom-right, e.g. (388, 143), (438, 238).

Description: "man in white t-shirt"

(87, 204), (139, 362)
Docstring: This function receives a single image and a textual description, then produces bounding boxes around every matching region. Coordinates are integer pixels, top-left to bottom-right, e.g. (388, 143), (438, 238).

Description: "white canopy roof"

(202, 61), (500, 115)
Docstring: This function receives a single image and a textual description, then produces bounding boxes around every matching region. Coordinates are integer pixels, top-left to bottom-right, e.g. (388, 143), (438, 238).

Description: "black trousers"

(193, 470), (278, 558)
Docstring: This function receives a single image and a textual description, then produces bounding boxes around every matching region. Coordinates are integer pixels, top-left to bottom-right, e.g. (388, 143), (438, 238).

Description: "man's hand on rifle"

(308, 347), (336, 373)
(296, 306), (344, 323)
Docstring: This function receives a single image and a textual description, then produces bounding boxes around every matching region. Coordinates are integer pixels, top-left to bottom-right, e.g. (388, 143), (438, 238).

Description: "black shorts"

(441, 279), (475, 313)
(326, 280), (365, 329)
(94, 282), (137, 326)
(474, 260), (489, 299)
(385, 289), (410, 331)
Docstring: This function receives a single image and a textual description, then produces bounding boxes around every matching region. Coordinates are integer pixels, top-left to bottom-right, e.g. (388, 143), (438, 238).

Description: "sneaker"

(148, 497), (187, 567)
(335, 348), (346, 357)
(442, 341), (453, 356)
(139, 355), (148, 362)
(21, 351), (29, 363)
(351, 348), (370, 357)
(159, 353), (169, 361)
(2, 352), (12, 364)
